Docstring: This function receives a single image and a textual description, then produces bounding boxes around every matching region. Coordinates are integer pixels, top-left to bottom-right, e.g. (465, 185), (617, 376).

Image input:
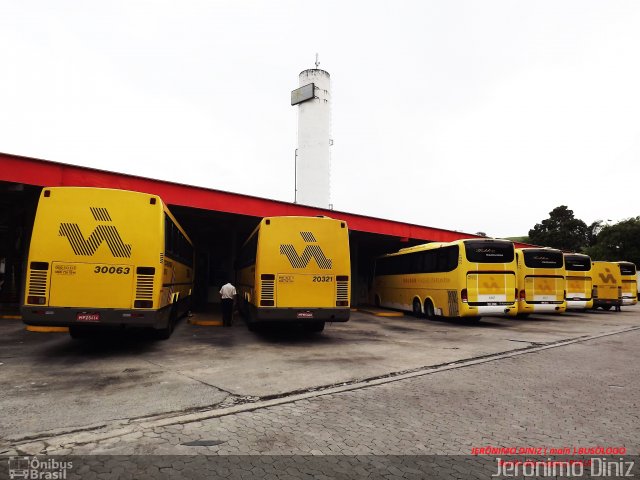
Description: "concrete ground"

(1, 305), (639, 451)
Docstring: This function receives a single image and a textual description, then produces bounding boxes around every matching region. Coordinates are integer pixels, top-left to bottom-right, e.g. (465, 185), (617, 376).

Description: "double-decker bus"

(236, 216), (350, 332)
(514, 248), (566, 316)
(373, 239), (517, 319)
(614, 261), (637, 306)
(591, 261), (623, 310)
(21, 187), (193, 339)
(563, 253), (594, 310)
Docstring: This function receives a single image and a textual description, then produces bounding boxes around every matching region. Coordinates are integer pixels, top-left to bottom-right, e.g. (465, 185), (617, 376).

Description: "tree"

(528, 206), (588, 251)
(586, 220), (604, 247)
(586, 217), (640, 267)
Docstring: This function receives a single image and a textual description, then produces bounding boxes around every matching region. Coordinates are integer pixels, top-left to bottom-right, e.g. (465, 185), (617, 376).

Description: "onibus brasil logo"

(59, 207), (132, 258)
(8, 456), (73, 479)
(280, 231), (332, 269)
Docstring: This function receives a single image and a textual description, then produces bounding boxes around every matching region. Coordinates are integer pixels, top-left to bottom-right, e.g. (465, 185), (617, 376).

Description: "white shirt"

(220, 283), (237, 299)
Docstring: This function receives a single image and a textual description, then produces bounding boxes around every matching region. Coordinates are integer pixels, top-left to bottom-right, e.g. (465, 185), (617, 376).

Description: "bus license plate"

(77, 313), (100, 322)
(297, 312), (313, 319)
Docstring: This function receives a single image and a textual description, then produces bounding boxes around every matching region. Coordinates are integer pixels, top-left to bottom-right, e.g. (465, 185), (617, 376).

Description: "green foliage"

(586, 217), (640, 267)
(506, 236), (530, 243)
(528, 206), (588, 251)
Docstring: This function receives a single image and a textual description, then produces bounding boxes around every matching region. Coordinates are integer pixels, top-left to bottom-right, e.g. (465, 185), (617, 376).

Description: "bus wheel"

(154, 305), (176, 340)
(69, 326), (92, 339)
(412, 299), (422, 318)
(306, 321), (325, 333)
(153, 323), (174, 340)
(424, 300), (435, 320)
(374, 295), (381, 308)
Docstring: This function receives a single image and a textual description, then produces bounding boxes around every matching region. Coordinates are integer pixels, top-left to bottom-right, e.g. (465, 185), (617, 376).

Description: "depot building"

(0, 152), (520, 313)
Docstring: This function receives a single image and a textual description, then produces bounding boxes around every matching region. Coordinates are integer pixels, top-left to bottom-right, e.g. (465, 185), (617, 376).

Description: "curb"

(25, 326), (69, 333)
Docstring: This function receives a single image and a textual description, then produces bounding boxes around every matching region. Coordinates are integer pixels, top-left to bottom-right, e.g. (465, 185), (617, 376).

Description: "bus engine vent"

(261, 279), (275, 304)
(136, 274), (154, 300)
(336, 278), (349, 306)
(28, 270), (49, 297)
(447, 290), (459, 316)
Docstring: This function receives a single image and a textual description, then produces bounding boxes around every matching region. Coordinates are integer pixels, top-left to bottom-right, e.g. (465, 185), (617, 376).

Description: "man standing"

(219, 281), (237, 327)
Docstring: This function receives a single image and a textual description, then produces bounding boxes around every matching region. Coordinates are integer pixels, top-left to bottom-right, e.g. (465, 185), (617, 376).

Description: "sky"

(1, 1), (639, 239)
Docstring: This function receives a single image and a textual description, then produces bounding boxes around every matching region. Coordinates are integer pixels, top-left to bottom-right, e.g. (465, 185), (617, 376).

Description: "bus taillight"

(592, 286), (598, 299)
(27, 296), (46, 305)
(30, 262), (49, 270)
(618, 287), (622, 299)
(461, 288), (468, 303)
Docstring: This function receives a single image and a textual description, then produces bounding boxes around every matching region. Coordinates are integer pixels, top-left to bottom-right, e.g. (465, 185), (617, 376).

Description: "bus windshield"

(523, 250), (563, 269)
(464, 240), (514, 263)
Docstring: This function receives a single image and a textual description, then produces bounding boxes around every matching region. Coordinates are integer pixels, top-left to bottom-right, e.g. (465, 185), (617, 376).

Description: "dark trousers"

(222, 298), (234, 326)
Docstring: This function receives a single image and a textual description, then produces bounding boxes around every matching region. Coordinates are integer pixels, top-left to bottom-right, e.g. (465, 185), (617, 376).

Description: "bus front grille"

(135, 275), (154, 300)
(336, 279), (349, 306)
(28, 270), (48, 296)
(447, 290), (459, 316)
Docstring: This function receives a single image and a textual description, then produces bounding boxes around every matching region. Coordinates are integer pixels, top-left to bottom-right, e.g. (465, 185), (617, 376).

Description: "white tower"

(291, 56), (332, 208)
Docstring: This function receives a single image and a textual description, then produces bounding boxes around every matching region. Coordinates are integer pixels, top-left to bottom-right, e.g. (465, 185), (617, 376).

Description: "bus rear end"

(564, 253), (594, 310)
(22, 187), (166, 333)
(516, 248), (567, 315)
(591, 262), (623, 310)
(462, 239), (517, 317)
(616, 262), (637, 306)
(254, 216), (350, 329)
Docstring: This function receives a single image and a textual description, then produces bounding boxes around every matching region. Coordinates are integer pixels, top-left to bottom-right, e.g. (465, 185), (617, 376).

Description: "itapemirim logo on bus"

(599, 268), (617, 284)
(58, 207), (132, 258)
(8, 456), (73, 480)
(280, 231), (332, 269)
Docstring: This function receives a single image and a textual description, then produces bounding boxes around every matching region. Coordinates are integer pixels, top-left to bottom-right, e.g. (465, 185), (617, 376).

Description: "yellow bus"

(21, 187), (193, 339)
(373, 239), (518, 319)
(591, 261), (623, 310)
(563, 253), (594, 310)
(236, 216), (350, 332)
(614, 261), (637, 306)
(515, 248), (566, 316)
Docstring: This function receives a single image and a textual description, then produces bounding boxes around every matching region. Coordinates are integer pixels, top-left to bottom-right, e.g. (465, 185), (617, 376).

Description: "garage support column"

(350, 234), (359, 307)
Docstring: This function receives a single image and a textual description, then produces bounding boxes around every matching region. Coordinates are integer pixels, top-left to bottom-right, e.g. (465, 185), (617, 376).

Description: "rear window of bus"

(618, 263), (637, 275)
(464, 241), (514, 263)
(523, 250), (563, 269)
(565, 255), (591, 271)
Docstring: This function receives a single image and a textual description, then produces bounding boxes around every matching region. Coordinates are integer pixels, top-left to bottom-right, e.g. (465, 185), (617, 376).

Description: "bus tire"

(424, 300), (436, 320)
(69, 326), (92, 339)
(412, 299), (422, 318)
(374, 295), (381, 308)
(307, 321), (325, 333)
(153, 322), (174, 340)
(154, 304), (176, 340)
